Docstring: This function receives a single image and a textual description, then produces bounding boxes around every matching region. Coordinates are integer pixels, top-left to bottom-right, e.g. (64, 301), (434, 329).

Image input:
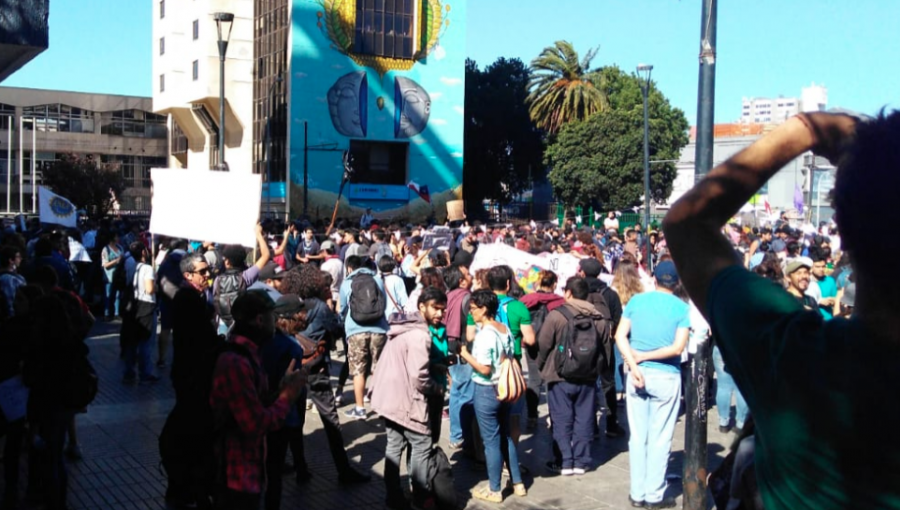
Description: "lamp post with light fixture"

(214, 12), (234, 170)
(636, 63), (653, 271)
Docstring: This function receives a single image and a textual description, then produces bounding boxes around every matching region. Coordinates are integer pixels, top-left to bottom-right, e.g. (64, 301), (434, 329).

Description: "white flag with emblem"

(38, 186), (78, 228)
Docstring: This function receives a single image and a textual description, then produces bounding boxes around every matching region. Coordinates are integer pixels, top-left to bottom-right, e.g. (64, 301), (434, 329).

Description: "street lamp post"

(637, 64), (653, 271)
(214, 12), (234, 171)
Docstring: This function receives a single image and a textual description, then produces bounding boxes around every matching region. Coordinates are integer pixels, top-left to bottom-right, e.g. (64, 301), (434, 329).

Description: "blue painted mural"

(289, 0), (466, 221)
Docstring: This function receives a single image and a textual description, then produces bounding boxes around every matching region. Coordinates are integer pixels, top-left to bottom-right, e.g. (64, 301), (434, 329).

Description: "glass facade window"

(192, 60), (199, 81)
(253, 0), (289, 180)
(193, 20), (199, 40)
(101, 155), (167, 189)
(0, 103), (14, 130)
(22, 104), (95, 133)
(354, 0), (417, 60)
(100, 110), (168, 139)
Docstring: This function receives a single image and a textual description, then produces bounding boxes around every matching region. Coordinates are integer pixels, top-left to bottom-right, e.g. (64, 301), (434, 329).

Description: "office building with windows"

(0, 87), (168, 215)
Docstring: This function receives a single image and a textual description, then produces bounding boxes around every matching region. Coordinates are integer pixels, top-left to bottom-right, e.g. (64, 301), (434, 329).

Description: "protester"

(371, 287), (446, 510)
(0, 245), (25, 319)
(459, 289), (525, 502)
(809, 252), (838, 319)
(378, 255), (409, 317)
(157, 238), (189, 368)
(615, 261), (689, 509)
(100, 233), (125, 320)
(213, 225), (271, 333)
(248, 262), (285, 302)
(519, 270), (565, 432)
(121, 241), (159, 384)
(443, 263), (475, 451)
(319, 240), (344, 307)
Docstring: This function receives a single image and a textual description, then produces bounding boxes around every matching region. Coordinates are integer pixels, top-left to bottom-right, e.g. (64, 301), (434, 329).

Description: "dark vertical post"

(641, 79), (652, 271)
(685, 1), (717, 509)
(218, 43), (227, 168)
(303, 121), (309, 217)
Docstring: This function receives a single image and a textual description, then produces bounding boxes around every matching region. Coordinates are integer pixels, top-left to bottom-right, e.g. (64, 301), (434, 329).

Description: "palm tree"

(527, 41), (608, 133)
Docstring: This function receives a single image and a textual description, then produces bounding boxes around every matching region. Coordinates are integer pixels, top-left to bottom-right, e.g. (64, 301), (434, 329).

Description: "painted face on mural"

(327, 71), (367, 137)
(394, 76), (431, 138)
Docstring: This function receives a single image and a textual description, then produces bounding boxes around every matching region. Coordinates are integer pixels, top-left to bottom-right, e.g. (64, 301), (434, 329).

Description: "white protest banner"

(150, 168), (262, 247)
(470, 243), (582, 295)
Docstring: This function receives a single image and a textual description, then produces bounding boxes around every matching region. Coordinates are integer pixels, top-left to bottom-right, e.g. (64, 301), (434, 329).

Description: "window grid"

(159, 74), (165, 92)
(193, 20), (199, 40)
(159, 37), (165, 55)
(252, 0), (290, 181)
(192, 60), (199, 81)
(354, 0), (417, 60)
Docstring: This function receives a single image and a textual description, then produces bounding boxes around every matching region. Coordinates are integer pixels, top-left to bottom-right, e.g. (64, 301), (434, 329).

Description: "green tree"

(527, 41), (608, 134)
(545, 66), (689, 210)
(463, 57), (544, 209)
(42, 153), (126, 221)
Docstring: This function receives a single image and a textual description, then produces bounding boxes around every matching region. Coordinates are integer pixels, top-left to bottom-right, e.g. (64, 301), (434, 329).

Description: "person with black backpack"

(213, 225), (271, 335)
(576, 258), (625, 438)
(338, 255), (388, 420)
(536, 277), (613, 478)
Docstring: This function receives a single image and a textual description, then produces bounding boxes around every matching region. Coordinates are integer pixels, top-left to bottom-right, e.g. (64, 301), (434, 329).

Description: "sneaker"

(470, 486), (502, 503)
(140, 374), (161, 384)
(448, 440), (464, 451)
(505, 480), (527, 497)
(606, 422), (626, 438)
(628, 495), (646, 508)
(718, 424), (731, 434)
(338, 468), (371, 484)
(344, 407), (366, 420)
(65, 444), (83, 460)
(572, 467), (586, 476)
(545, 461), (562, 474)
(644, 498), (677, 509)
(334, 393), (343, 406)
(561, 468), (575, 476)
(364, 395), (371, 404)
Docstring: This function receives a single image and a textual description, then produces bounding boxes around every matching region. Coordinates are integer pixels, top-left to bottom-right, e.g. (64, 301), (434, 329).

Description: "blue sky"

(3, 0), (898, 125)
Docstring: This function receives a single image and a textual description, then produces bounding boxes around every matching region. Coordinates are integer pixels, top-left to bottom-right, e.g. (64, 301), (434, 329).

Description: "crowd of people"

(0, 111), (892, 510)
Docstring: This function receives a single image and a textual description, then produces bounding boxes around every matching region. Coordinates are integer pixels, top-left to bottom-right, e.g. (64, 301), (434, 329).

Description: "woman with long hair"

(612, 258), (645, 307)
(459, 289), (525, 502)
(405, 267), (446, 314)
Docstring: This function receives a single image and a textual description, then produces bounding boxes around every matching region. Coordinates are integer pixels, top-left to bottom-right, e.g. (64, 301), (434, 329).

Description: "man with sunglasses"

(171, 253), (219, 403)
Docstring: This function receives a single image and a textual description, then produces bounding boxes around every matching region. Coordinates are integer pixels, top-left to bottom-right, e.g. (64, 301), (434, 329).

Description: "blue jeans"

(713, 346), (748, 428)
(548, 381), (596, 469)
(104, 282), (119, 317)
(626, 368), (681, 505)
(473, 383), (522, 492)
(123, 312), (157, 380)
(448, 363), (474, 444)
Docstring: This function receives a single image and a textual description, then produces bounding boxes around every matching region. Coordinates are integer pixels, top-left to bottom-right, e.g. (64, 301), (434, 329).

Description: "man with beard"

(784, 259), (817, 310)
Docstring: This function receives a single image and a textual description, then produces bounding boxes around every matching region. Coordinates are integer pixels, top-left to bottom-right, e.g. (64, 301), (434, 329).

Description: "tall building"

(0, 87), (168, 214)
(739, 83), (829, 125)
(151, 0), (255, 173)
(0, 0), (49, 82)
(153, 0), (467, 221)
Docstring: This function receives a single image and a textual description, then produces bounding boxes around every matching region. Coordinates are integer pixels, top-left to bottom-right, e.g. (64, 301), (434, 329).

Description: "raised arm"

(663, 113), (856, 312)
(254, 224), (271, 270)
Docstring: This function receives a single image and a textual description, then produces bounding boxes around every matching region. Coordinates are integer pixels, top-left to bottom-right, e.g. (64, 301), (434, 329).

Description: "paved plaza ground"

(3, 321), (732, 510)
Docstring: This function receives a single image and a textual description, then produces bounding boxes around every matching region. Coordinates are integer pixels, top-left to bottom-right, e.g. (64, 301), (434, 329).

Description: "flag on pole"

(407, 181), (431, 204)
(38, 186), (78, 228)
(764, 199), (772, 215)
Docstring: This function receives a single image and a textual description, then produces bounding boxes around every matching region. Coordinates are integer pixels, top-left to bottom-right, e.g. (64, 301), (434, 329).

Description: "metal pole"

(265, 116), (271, 219)
(6, 116), (11, 213)
(685, 1), (717, 509)
(217, 39), (228, 169)
(18, 116), (23, 213)
(31, 120), (36, 213)
(303, 121), (308, 217)
(641, 77), (652, 272)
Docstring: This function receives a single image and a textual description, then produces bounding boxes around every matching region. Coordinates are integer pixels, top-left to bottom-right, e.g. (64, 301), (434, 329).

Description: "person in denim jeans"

(459, 289), (525, 503)
(712, 344), (748, 434)
(615, 261), (690, 509)
(101, 234), (124, 320)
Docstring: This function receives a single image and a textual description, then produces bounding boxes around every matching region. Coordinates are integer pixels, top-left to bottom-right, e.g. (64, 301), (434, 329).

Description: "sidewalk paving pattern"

(10, 322), (732, 509)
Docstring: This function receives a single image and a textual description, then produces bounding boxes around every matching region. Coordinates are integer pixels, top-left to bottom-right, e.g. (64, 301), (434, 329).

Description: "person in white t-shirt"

(319, 240), (344, 310)
(123, 242), (159, 384)
(603, 211), (620, 232)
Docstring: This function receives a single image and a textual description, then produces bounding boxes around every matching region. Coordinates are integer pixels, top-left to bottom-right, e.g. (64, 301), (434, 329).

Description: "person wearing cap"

(209, 290), (307, 509)
(248, 262), (285, 302)
(663, 111), (900, 509)
(783, 258), (817, 310)
(613, 260), (689, 509)
(261, 294), (307, 509)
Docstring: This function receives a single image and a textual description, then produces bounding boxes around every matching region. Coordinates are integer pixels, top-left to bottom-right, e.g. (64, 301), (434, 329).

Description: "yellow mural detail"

(317, 0), (451, 77)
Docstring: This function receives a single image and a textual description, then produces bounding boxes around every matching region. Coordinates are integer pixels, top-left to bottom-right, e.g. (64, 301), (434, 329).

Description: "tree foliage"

(527, 41), (608, 134)
(545, 66), (689, 211)
(42, 153), (126, 221)
(463, 57), (544, 208)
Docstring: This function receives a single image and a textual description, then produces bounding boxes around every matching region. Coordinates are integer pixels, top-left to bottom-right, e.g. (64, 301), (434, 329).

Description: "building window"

(0, 103), (15, 130)
(22, 104), (95, 133)
(159, 37), (165, 55)
(193, 20), (199, 40)
(354, 0), (417, 60)
(160, 74), (165, 92)
(349, 140), (409, 185)
(192, 60), (199, 81)
(101, 110), (168, 139)
(160, 0), (165, 18)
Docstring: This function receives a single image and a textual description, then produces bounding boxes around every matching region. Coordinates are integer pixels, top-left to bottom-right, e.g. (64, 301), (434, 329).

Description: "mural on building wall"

(290, 0), (465, 222)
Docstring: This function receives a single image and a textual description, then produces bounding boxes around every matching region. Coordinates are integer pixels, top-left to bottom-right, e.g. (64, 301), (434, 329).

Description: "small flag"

(793, 184), (805, 215)
(407, 181), (431, 204)
(594, 212), (601, 222)
(764, 200), (772, 215)
(38, 186), (78, 228)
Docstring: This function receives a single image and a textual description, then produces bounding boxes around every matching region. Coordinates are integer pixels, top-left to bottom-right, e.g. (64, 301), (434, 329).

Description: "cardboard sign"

(422, 232), (453, 251)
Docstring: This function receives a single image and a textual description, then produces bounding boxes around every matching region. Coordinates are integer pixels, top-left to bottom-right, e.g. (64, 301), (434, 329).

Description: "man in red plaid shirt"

(209, 290), (307, 509)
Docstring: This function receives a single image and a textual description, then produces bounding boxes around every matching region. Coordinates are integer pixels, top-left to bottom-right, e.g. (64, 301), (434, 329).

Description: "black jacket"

(584, 276), (622, 331)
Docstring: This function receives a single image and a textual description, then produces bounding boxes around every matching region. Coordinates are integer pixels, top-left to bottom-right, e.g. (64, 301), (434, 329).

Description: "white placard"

(150, 169), (262, 247)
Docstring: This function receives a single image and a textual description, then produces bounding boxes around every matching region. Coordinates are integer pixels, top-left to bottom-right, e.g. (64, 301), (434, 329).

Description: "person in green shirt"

(811, 253), (838, 319)
(665, 111), (900, 509)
